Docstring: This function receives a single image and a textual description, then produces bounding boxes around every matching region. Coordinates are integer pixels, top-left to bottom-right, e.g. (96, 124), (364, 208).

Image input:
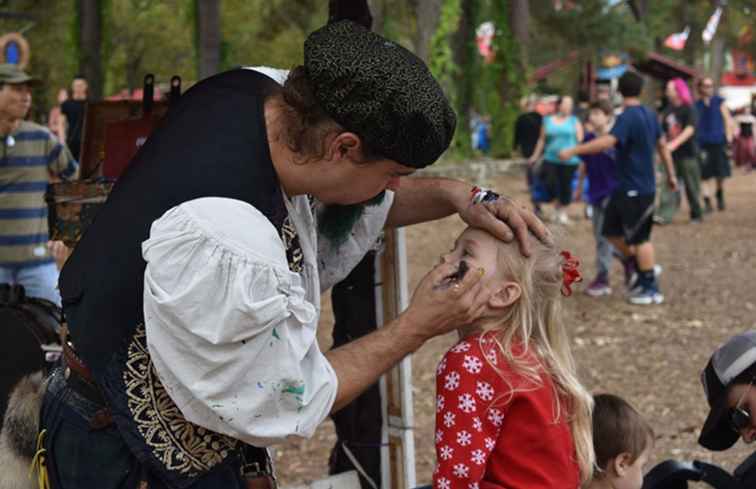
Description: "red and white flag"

(664, 26), (690, 51)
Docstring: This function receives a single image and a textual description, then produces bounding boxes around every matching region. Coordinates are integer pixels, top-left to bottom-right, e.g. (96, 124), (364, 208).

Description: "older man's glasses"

(730, 379), (755, 434)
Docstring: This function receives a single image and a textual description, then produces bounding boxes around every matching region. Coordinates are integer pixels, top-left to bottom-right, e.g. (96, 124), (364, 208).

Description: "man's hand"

(458, 196), (549, 257)
(47, 240), (71, 270)
(558, 148), (573, 161)
(400, 261), (488, 341)
(573, 187), (583, 203)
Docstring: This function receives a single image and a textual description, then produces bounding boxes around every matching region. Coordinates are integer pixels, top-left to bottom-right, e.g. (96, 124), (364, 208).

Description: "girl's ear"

(612, 452), (633, 478)
(488, 282), (521, 310)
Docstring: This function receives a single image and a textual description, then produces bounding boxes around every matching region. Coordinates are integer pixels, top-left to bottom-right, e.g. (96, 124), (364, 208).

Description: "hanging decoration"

(702, 7), (723, 44)
(476, 21), (495, 64)
(664, 26), (690, 51)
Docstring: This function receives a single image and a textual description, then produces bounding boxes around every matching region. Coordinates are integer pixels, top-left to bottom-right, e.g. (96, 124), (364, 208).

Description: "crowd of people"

(1, 3), (755, 487)
(514, 73), (754, 306)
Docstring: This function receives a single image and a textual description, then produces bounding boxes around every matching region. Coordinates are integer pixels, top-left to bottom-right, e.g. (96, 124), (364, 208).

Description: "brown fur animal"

(0, 372), (46, 489)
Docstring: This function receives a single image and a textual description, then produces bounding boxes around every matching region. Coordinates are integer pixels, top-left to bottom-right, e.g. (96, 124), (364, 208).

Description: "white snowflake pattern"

(453, 463), (470, 478)
(437, 477), (451, 489)
(462, 355), (483, 374)
(451, 342), (471, 353)
(470, 449), (486, 465)
(488, 408), (504, 427)
(484, 437), (495, 451)
(475, 381), (494, 401)
(484, 348), (498, 366)
(440, 445), (454, 461)
(436, 429), (444, 443)
(444, 371), (460, 391)
(472, 416), (483, 432)
(436, 395), (445, 413)
(458, 393), (477, 413)
(469, 483), (480, 489)
(443, 411), (456, 427)
(457, 430), (472, 446)
(436, 357), (447, 375)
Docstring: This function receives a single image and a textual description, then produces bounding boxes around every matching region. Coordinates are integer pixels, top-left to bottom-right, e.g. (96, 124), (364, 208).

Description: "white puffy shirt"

(142, 193), (392, 446)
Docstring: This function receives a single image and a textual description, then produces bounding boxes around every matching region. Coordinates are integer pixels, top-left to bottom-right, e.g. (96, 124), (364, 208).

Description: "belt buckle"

(242, 459), (277, 489)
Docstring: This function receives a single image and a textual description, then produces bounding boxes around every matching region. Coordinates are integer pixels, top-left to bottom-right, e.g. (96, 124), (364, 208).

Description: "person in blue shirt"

(695, 77), (735, 212)
(559, 71), (677, 305)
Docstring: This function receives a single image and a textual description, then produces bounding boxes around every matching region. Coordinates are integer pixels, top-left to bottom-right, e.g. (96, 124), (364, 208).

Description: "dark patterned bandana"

(304, 20), (456, 169)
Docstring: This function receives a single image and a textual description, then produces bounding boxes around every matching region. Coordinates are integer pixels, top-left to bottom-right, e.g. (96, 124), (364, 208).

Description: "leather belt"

(60, 327), (113, 429)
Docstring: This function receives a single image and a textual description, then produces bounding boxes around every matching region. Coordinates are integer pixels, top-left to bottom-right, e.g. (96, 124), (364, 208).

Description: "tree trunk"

(509, 0), (529, 63)
(196, 0), (221, 81)
(78, 0), (103, 99)
(368, 0), (385, 35)
(451, 0), (476, 150)
(409, 0), (443, 62)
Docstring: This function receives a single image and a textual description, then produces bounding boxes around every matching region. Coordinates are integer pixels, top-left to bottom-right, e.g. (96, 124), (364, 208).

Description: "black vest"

(59, 69), (292, 487)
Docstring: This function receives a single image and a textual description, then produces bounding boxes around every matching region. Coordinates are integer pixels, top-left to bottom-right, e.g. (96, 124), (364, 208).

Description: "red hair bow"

(560, 250), (582, 297)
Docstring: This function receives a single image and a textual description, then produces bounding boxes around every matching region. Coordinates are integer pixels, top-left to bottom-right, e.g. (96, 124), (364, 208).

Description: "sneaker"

(557, 211), (571, 225)
(628, 285), (664, 305)
(703, 196), (714, 214)
(585, 277), (611, 297)
(626, 264), (663, 292)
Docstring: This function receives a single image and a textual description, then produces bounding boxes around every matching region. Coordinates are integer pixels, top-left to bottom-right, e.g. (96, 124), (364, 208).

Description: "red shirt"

(433, 332), (580, 489)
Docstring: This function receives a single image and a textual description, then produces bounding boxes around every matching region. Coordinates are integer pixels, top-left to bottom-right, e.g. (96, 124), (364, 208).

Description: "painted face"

(440, 227), (507, 286)
(726, 381), (756, 444)
(613, 447), (651, 489)
(0, 83), (31, 120)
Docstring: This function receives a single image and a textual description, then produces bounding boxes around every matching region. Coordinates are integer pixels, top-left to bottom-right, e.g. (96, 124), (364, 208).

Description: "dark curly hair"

(276, 65), (382, 163)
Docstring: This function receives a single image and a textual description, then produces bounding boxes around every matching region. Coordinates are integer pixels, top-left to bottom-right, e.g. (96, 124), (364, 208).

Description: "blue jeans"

(591, 197), (615, 280)
(0, 261), (61, 305)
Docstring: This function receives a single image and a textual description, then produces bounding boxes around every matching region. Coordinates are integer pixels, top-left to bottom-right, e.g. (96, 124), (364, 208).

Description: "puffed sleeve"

(142, 197), (337, 446)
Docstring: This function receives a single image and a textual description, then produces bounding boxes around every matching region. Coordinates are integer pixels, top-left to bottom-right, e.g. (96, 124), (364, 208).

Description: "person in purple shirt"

(574, 101), (618, 296)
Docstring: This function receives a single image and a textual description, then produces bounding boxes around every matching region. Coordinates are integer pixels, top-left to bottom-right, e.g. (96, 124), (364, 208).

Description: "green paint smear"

(272, 328), (280, 340)
(282, 385), (305, 395)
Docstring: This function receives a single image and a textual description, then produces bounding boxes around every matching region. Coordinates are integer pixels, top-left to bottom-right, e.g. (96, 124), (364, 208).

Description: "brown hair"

(589, 100), (613, 116)
(592, 394), (654, 474)
(276, 65), (382, 163)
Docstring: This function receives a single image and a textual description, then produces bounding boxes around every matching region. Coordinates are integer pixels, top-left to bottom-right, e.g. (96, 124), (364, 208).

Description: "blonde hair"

(482, 234), (595, 483)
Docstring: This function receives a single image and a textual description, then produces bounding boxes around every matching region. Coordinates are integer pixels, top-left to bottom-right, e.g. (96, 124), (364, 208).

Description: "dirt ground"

(274, 168), (756, 487)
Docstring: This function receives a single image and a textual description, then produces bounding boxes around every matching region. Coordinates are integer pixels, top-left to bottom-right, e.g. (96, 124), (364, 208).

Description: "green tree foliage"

(482, 0), (526, 158)
(221, 0), (327, 70)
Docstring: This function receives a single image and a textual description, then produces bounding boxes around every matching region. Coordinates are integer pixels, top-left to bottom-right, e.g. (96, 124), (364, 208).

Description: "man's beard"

(318, 191), (386, 246)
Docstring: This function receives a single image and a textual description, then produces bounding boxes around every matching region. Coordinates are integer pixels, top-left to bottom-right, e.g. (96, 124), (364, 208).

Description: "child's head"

(443, 226), (595, 483)
(618, 71), (644, 99)
(592, 394), (654, 489)
(588, 101), (613, 132)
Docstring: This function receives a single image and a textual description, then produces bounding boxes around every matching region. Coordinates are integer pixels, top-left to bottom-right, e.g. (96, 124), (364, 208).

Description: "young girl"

(433, 227), (593, 488)
(589, 394), (654, 489)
